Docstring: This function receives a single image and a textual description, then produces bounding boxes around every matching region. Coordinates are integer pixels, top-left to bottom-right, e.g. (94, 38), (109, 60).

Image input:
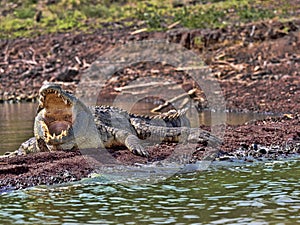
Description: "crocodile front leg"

(113, 129), (149, 157)
(123, 134), (149, 157)
(0, 150), (19, 158)
(99, 125), (149, 157)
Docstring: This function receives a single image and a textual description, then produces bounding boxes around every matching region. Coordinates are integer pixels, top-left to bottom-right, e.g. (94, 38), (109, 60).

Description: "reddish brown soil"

(0, 19), (300, 190)
(0, 151), (93, 190)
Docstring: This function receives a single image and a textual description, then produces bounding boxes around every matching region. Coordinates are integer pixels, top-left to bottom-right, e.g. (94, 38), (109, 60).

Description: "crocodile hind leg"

(130, 118), (222, 146)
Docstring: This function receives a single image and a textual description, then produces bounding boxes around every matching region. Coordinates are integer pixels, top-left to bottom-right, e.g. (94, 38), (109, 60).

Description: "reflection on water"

(198, 110), (269, 126)
(0, 102), (272, 154)
(0, 157), (299, 224)
(0, 103), (37, 154)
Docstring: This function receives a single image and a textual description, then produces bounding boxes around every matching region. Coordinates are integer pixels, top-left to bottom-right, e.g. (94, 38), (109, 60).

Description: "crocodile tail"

(152, 108), (188, 120)
(131, 108), (190, 127)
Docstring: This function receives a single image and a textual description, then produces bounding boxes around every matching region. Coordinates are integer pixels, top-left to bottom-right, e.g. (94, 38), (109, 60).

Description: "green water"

(0, 158), (299, 224)
(0, 103), (37, 154)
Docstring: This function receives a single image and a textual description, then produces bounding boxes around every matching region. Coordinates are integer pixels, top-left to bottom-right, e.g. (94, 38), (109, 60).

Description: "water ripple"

(0, 157), (299, 224)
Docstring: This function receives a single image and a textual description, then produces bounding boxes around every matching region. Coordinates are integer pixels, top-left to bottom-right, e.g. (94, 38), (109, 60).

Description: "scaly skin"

(2, 83), (221, 158)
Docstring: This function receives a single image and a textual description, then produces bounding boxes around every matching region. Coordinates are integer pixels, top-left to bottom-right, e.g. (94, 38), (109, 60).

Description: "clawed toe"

(125, 135), (149, 157)
(132, 145), (149, 158)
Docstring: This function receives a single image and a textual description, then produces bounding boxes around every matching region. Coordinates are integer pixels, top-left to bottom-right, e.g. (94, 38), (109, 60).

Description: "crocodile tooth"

(58, 93), (61, 97)
(52, 133), (56, 139)
(45, 135), (50, 143)
(59, 130), (64, 138)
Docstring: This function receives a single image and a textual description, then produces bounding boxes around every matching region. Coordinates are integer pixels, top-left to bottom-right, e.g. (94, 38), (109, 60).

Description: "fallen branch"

(213, 60), (245, 72)
(10, 59), (38, 65)
(167, 21), (181, 29)
(114, 81), (176, 92)
(151, 89), (197, 113)
(130, 28), (148, 35)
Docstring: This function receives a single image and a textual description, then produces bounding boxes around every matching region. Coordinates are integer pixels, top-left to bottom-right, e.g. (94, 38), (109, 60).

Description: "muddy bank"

(0, 19), (300, 190)
(1, 19), (300, 102)
(0, 112), (299, 191)
(0, 151), (93, 190)
(220, 75), (300, 114)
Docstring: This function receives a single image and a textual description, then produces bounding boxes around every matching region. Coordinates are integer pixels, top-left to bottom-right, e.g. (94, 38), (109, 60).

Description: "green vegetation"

(0, 0), (298, 38)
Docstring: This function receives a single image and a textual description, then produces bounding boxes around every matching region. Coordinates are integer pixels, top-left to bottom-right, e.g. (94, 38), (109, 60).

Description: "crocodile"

(6, 83), (221, 158)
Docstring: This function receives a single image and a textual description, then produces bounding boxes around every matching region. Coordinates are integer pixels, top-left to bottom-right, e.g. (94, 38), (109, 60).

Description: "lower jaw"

(45, 140), (76, 151)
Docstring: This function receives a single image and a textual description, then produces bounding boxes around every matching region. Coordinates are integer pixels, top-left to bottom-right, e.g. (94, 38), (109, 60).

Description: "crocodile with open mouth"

(7, 83), (221, 158)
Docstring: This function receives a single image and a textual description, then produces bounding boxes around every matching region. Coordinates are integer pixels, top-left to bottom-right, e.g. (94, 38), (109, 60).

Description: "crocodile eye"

(64, 115), (72, 121)
(65, 90), (73, 94)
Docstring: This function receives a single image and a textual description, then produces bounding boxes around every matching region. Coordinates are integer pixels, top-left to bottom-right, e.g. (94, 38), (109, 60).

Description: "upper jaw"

(39, 86), (73, 107)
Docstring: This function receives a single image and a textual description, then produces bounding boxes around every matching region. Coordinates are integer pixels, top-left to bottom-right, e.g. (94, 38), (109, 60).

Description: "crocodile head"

(34, 83), (101, 151)
(36, 83), (75, 145)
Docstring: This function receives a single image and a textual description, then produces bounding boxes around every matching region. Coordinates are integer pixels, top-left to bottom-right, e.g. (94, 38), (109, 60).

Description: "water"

(0, 103), (37, 154)
(0, 158), (299, 224)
